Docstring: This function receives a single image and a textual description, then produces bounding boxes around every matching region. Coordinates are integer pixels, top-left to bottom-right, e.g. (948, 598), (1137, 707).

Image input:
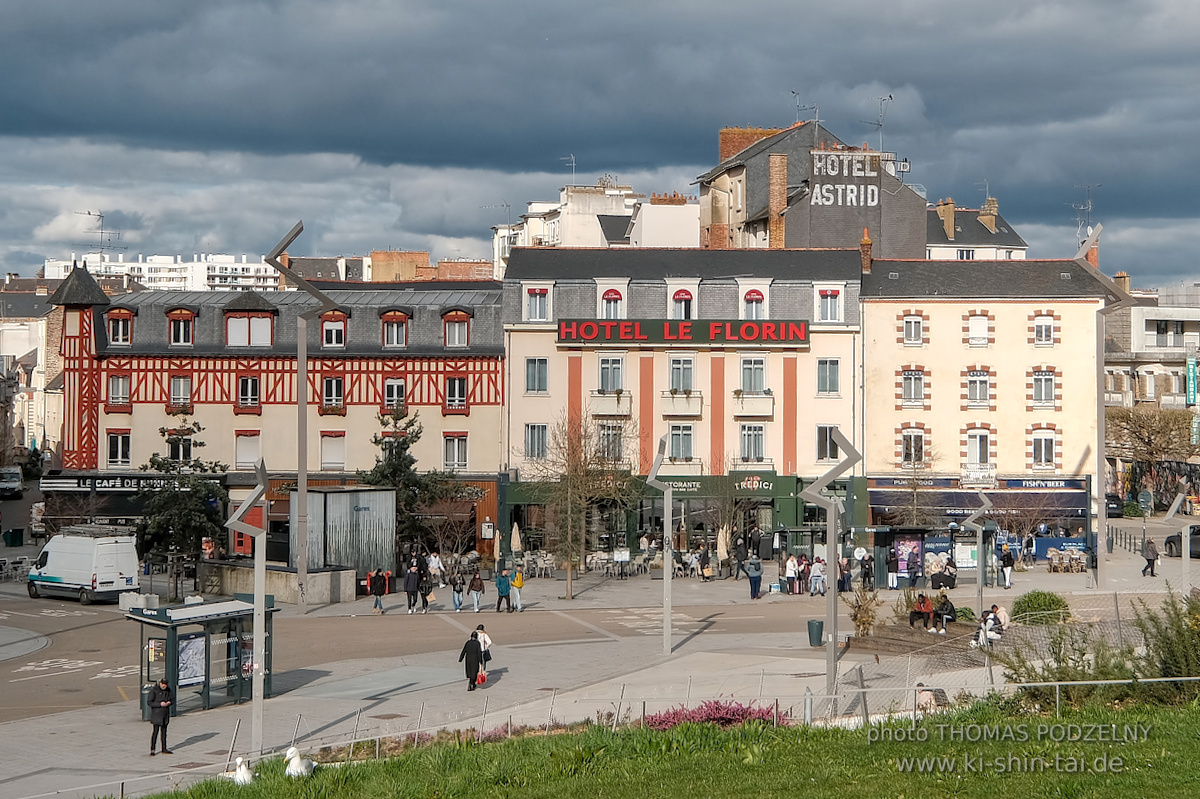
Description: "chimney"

(768, 153), (787, 249)
(1086, 239), (1099, 269)
(977, 197), (998, 234)
(860, 228), (872, 274)
(718, 126), (784, 161)
(936, 198), (956, 241)
(1114, 271), (1131, 293)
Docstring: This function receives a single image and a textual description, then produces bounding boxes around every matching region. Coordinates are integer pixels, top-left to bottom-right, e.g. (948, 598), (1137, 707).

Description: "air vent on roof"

(888, 272), (899, 280)
(1060, 272), (1071, 280)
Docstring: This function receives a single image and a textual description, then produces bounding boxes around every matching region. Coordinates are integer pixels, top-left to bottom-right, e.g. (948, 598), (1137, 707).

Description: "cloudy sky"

(2, 0), (1197, 287)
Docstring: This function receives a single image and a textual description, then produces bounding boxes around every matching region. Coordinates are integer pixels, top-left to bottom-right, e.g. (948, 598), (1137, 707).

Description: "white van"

(0, 466), (23, 499)
(27, 527), (140, 604)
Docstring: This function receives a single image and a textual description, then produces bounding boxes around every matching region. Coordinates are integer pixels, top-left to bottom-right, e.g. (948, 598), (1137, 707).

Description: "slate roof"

(695, 123), (827, 183)
(862, 259), (1111, 299)
(505, 247), (862, 281)
(597, 214), (632, 245)
(0, 293), (56, 319)
(926, 209), (1028, 248)
(48, 267), (110, 307)
(223, 291), (278, 313)
(286, 256), (364, 282)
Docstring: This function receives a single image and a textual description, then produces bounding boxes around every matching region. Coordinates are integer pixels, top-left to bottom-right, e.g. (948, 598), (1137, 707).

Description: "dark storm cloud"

(0, 0), (1197, 284)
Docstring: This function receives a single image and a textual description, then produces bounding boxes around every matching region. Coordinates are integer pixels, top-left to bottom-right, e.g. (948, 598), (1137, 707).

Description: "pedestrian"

(837, 556), (852, 592)
(733, 537), (748, 581)
(639, 533), (649, 553)
(469, 571), (485, 612)
(860, 553), (875, 590)
(148, 677), (174, 755)
(1141, 537), (1160, 577)
(699, 548), (712, 581)
(449, 571), (465, 612)
(428, 551), (445, 587)
(369, 568), (387, 615)
(1000, 544), (1015, 590)
(403, 564), (421, 614)
(459, 631), (483, 691)
(745, 552), (763, 599)
(798, 555), (811, 595)
(810, 557), (827, 596)
(785, 553), (798, 595)
(510, 567), (525, 612)
(495, 568), (512, 612)
(886, 547), (899, 590)
(476, 624), (493, 675)
(418, 569), (433, 613)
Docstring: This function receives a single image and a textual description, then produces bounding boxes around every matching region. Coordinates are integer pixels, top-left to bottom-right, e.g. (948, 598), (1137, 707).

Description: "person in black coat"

(459, 632), (483, 691)
(886, 548), (899, 590)
(369, 568), (387, 614)
(147, 678), (174, 755)
(403, 565), (422, 614)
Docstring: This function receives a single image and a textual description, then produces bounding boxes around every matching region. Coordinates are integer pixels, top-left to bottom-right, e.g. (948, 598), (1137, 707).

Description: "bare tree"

(523, 408), (642, 599)
(879, 446), (946, 528)
(693, 458), (758, 569)
(1107, 406), (1200, 465)
(419, 484), (486, 569)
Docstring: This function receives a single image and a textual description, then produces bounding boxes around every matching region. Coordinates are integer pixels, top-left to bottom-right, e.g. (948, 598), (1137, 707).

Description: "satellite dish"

(1086, 225), (1093, 237)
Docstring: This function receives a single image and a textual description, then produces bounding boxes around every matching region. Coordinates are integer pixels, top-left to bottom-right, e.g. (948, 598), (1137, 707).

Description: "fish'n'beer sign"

(556, 319), (809, 346)
(810, 151), (882, 207)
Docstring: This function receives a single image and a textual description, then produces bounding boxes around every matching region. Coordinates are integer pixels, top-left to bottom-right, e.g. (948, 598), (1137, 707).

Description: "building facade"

(46, 253), (284, 291)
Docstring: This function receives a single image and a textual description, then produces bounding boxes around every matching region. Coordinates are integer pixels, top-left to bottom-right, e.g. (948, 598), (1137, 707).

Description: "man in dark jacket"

(148, 678), (174, 755)
(459, 632), (483, 691)
(733, 538), (749, 581)
(933, 592), (956, 634)
(886, 548), (899, 590)
(403, 565), (422, 614)
(369, 568), (387, 614)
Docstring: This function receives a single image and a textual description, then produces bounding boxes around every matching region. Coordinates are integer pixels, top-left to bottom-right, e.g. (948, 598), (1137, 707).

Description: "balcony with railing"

(730, 456), (774, 471)
(660, 390), (703, 417)
(731, 389), (774, 418)
(589, 389), (632, 417)
(961, 463), (997, 488)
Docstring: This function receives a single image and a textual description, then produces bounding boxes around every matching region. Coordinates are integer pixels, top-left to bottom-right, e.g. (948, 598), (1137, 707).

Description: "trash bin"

(8, 528), (23, 547)
(807, 618), (824, 647)
(1, 530), (9, 547)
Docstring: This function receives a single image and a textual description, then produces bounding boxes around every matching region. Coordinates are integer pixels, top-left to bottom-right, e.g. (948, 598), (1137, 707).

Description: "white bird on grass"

(285, 746), (315, 777)
(232, 756), (254, 785)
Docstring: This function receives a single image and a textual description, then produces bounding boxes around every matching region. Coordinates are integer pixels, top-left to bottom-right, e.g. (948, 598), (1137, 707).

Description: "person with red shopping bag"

(459, 632), (483, 691)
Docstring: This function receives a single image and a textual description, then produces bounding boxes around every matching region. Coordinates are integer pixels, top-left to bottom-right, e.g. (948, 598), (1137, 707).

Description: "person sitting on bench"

(934, 592), (956, 634)
(909, 593), (934, 629)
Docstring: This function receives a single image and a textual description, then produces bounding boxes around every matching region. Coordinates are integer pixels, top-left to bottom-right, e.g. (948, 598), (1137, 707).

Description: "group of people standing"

(367, 551), (527, 615)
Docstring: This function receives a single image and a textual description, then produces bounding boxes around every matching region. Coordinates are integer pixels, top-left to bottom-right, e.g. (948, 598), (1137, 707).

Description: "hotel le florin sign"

(557, 319), (809, 346)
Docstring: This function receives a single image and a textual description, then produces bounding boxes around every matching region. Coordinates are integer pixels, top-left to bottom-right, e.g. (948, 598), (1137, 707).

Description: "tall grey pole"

(800, 428), (861, 696)
(646, 436), (673, 655)
(961, 491), (992, 618)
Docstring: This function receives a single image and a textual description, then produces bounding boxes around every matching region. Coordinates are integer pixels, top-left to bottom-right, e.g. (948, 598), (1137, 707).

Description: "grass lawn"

(142, 701), (1200, 799)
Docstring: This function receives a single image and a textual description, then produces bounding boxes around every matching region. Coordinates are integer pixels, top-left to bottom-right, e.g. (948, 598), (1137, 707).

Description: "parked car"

(1105, 494), (1124, 518)
(1163, 525), (1200, 558)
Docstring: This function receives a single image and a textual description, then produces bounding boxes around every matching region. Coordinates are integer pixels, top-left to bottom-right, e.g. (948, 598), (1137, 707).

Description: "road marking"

(117, 685), (131, 702)
(552, 611), (621, 641)
(437, 614), (474, 635)
(11, 668), (84, 683)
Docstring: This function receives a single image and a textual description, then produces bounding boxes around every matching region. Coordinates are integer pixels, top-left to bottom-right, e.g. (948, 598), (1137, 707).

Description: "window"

(323, 377), (344, 408)
(967, 371), (989, 406)
(741, 357), (765, 393)
(818, 289), (841, 322)
(169, 376), (191, 407)
(817, 425), (839, 461)
(527, 289), (548, 321)
(669, 424), (693, 460)
(957, 249), (975, 260)
(1033, 371), (1055, 404)
(902, 431), (924, 466)
(382, 313), (408, 348)
(967, 315), (989, 346)
(817, 359), (839, 394)
(321, 434), (346, 470)
(322, 317), (345, 348)
(1032, 432), (1055, 468)
(1155, 320), (1185, 347)
(109, 375), (131, 406)
(901, 371), (925, 403)
(444, 435), (468, 469)
(445, 319), (469, 347)
(599, 356), (623, 392)
(107, 432), (131, 467)
(744, 289), (765, 320)
(235, 433), (261, 470)
(903, 316), (923, 345)
(966, 431), (990, 465)
(446, 376), (467, 409)
(168, 436), (193, 462)
(169, 316), (193, 346)
(740, 424), (765, 461)
(238, 376), (260, 408)
(672, 289), (693, 320)
(383, 378), (405, 409)
(669, 357), (693, 392)
(227, 315), (272, 347)
(598, 423), (624, 461)
(524, 423), (548, 459)
(525, 358), (548, 393)
(1034, 315), (1054, 345)
(602, 289), (623, 319)
(108, 314), (131, 346)
(1173, 372), (1186, 394)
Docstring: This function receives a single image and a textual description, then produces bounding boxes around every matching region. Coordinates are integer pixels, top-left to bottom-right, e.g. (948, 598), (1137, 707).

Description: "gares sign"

(557, 319), (808, 346)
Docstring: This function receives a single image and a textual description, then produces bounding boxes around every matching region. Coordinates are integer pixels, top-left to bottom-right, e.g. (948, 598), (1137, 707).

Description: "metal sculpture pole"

(961, 491), (993, 619)
(646, 436), (672, 655)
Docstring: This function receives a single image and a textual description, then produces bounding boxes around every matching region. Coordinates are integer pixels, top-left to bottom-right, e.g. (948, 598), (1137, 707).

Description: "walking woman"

(459, 632), (483, 691)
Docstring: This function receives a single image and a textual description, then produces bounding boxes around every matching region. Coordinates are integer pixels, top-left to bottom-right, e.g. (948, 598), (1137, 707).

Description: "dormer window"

(381, 310), (408, 348)
(167, 309), (194, 347)
(673, 289), (693, 320)
(817, 288), (842, 322)
(226, 313), (273, 347)
(526, 288), (549, 321)
(443, 310), (471, 348)
(602, 289), (623, 320)
(744, 289), (765, 320)
(321, 310), (347, 349)
(108, 309), (134, 346)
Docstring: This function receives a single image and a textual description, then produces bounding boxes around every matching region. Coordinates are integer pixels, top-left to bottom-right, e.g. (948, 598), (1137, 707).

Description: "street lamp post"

(646, 435), (673, 656)
(264, 222), (341, 614)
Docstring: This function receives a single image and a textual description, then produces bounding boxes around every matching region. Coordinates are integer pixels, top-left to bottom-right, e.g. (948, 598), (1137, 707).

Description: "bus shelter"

(126, 593), (278, 720)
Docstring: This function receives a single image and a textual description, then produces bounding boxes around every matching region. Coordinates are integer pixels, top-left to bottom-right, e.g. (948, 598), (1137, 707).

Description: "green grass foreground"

(145, 702), (1200, 799)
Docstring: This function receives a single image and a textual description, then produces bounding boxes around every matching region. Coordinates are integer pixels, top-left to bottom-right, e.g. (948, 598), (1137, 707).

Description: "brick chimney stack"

(768, 153), (787, 249)
(719, 126), (784, 161)
(650, 192), (689, 206)
(1114, 271), (1131, 293)
(1086, 239), (1099, 269)
(936, 198), (956, 241)
(977, 197), (999, 234)
(860, 228), (872, 274)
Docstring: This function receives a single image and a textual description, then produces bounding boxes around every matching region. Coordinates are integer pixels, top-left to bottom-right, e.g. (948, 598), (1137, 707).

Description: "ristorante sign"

(557, 319), (809, 346)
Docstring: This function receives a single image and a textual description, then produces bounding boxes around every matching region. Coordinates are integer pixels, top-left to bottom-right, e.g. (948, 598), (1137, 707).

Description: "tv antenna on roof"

(481, 201), (512, 226)
(793, 96), (820, 148)
(560, 154), (576, 186)
(74, 210), (126, 253)
(1070, 184), (1101, 244)
(860, 94), (893, 152)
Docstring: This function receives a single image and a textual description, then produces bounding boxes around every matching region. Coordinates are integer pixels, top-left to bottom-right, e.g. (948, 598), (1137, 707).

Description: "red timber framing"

(62, 308), (102, 469)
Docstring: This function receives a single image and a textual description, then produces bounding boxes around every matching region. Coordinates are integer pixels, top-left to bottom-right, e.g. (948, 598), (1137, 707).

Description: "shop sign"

(810, 151), (882, 208)
(557, 319), (808, 346)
